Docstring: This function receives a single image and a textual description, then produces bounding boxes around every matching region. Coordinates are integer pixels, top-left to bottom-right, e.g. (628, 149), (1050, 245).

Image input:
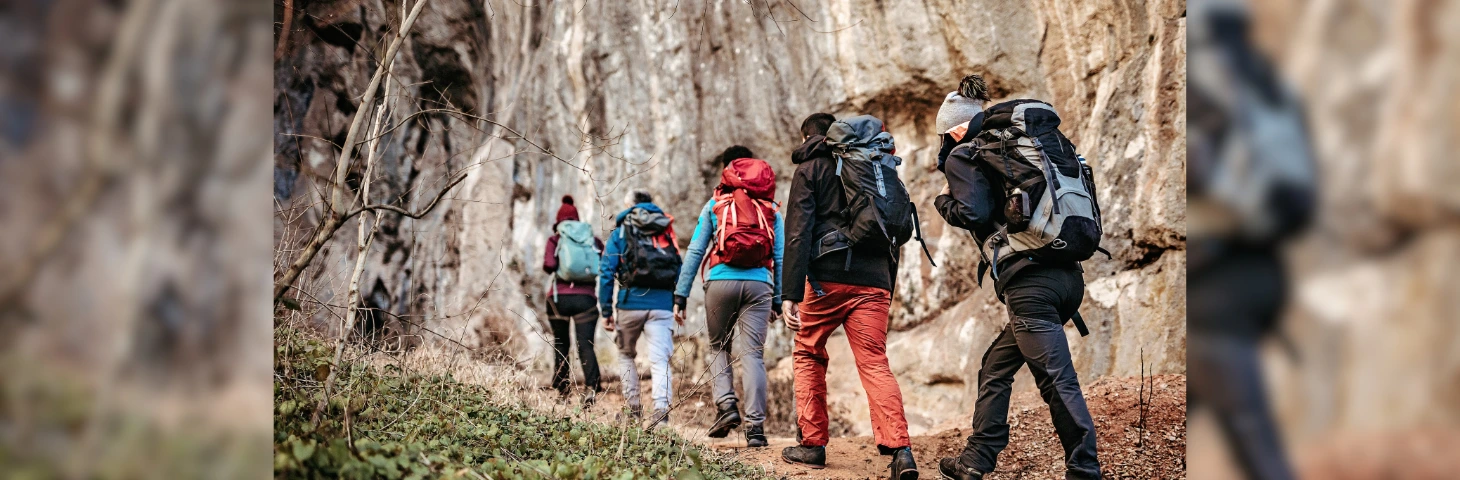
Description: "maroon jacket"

(543, 234), (605, 297)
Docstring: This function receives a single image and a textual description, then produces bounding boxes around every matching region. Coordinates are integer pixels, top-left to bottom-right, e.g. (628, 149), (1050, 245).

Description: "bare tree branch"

(273, 0), (430, 304)
(346, 172), (468, 220)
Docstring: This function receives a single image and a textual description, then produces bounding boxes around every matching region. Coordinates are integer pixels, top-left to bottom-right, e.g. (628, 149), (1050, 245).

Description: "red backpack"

(704, 158), (778, 275)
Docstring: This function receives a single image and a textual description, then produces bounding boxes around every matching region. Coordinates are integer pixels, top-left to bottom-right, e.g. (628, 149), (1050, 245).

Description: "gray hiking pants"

(962, 265), (1101, 480)
(614, 309), (675, 411)
(704, 279), (772, 427)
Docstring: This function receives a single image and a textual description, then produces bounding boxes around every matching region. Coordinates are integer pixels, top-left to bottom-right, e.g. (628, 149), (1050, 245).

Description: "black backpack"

(968, 100), (1107, 271)
(824, 115), (935, 266)
(615, 207), (682, 289)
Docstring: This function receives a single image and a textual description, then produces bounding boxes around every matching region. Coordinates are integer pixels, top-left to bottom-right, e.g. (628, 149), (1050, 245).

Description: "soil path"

(696, 375), (1187, 479)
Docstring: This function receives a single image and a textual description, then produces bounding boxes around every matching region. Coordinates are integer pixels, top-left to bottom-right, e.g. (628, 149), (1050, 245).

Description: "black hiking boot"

(707, 400), (742, 438)
(582, 389), (596, 408)
(937, 457), (984, 480)
(888, 447), (919, 480)
(781, 445), (826, 469)
(744, 424), (768, 448)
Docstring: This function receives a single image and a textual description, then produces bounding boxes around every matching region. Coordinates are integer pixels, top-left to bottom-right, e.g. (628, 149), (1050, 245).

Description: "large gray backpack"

(968, 100), (1108, 281)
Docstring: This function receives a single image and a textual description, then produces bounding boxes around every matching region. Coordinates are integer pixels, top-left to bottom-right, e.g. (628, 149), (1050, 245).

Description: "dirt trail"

(556, 373), (1183, 479)
(697, 375), (1187, 479)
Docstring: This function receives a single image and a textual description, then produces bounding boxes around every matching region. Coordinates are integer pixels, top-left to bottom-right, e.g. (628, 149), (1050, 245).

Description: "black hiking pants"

(1189, 248), (1295, 480)
(959, 265), (1101, 479)
(547, 294), (601, 395)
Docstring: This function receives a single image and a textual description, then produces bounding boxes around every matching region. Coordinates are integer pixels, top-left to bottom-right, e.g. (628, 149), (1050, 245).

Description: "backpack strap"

(1070, 310), (1091, 337)
(1029, 135), (1063, 215)
(910, 206), (936, 267)
(807, 278), (827, 297)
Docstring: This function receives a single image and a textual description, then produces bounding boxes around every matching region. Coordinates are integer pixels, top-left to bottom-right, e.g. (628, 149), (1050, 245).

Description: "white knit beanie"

(935, 92), (984, 134)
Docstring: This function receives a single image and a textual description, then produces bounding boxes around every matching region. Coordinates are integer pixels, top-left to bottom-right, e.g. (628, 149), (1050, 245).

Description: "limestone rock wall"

(274, 0), (1186, 434)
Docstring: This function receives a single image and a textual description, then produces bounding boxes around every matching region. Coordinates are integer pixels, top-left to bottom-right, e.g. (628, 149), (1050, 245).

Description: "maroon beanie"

(555, 195), (580, 224)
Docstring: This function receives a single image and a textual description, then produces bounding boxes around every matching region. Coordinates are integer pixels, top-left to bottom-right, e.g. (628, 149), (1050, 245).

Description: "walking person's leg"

(1190, 334), (1295, 480)
(549, 316), (573, 396)
(1004, 267), (1100, 480)
(571, 310), (602, 393)
(838, 287), (911, 451)
(782, 282), (843, 468)
(642, 309), (676, 415)
(615, 310), (650, 416)
(703, 280), (744, 436)
(946, 321), (1024, 476)
(736, 281), (773, 432)
(838, 284), (920, 479)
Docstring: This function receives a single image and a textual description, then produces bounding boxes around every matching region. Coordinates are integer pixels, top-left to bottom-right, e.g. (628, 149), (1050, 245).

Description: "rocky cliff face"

(274, 0), (1185, 434)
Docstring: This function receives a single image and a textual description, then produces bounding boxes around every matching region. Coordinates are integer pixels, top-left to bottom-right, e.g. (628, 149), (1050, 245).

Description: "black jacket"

(782, 135), (898, 302)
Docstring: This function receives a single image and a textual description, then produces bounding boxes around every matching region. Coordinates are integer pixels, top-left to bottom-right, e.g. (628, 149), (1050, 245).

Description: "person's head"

(720, 145), (755, 168)
(625, 190), (653, 207)
(936, 91), (984, 142)
(958, 74), (991, 103)
(800, 113), (836, 140)
(555, 195), (579, 226)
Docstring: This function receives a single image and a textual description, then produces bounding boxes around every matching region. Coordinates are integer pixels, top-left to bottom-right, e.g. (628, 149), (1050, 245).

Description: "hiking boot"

(888, 447), (918, 480)
(707, 400), (742, 438)
(618, 405), (642, 423)
(582, 389), (596, 408)
(936, 457), (984, 480)
(744, 424), (768, 448)
(781, 445), (826, 469)
(645, 408), (670, 430)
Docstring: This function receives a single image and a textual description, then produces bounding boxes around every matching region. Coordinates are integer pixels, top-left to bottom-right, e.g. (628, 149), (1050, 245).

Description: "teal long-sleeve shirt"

(674, 199), (784, 304)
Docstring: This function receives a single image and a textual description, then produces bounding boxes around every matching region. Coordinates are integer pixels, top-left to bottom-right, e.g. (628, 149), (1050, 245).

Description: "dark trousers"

(547, 294), (601, 394)
(961, 265), (1101, 479)
(1189, 334), (1294, 480)
(1189, 248), (1294, 480)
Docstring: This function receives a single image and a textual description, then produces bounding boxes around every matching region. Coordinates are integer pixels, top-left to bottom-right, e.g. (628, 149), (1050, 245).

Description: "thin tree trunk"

(310, 57), (396, 429)
(274, 0), (295, 61)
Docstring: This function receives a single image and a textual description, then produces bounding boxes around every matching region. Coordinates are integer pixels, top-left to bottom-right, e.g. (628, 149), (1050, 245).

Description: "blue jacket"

(674, 199), (783, 303)
(598, 203), (676, 314)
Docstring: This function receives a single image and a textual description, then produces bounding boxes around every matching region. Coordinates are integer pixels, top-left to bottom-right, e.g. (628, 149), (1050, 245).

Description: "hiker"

(780, 113), (923, 480)
(542, 195), (605, 405)
(1186, 3), (1316, 479)
(600, 190), (683, 428)
(673, 145), (783, 448)
(932, 74), (1104, 480)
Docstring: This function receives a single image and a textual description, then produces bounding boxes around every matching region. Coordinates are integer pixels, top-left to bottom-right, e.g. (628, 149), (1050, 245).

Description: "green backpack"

(555, 221), (600, 284)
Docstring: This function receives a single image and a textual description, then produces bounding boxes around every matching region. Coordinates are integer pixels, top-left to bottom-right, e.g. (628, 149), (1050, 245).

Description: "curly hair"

(959, 74), (991, 102)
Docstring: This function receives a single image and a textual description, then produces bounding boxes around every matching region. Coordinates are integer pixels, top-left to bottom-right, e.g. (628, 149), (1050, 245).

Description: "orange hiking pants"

(792, 281), (911, 449)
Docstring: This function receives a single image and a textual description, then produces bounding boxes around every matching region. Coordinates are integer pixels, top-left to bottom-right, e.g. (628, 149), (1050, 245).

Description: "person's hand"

(672, 295), (687, 325)
(781, 300), (801, 331)
(940, 183), (952, 196)
(603, 315), (616, 332)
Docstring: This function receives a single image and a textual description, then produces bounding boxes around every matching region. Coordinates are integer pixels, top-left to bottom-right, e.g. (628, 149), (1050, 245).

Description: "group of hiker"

(542, 74), (1107, 480)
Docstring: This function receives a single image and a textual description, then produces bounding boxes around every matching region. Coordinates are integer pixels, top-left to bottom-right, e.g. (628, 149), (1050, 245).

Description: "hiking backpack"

(616, 208), (683, 290)
(823, 115), (935, 266)
(1195, 33), (1318, 243)
(554, 220), (600, 284)
(968, 100), (1107, 278)
(707, 158), (778, 272)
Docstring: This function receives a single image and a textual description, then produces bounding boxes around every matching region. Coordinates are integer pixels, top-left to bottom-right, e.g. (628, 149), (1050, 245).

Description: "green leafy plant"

(274, 327), (767, 479)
